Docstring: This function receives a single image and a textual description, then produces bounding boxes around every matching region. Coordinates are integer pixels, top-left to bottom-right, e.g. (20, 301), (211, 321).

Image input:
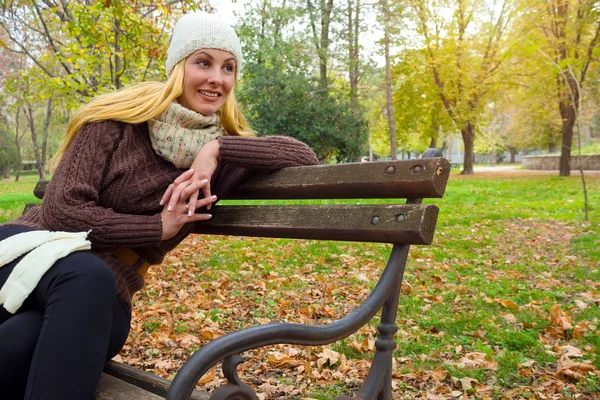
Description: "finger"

(187, 190), (199, 217)
(167, 180), (191, 212)
(203, 182), (212, 210)
(189, 194), (217, 216)
(160, 184), (174, 206)
(189, 213), (213, 222)
(173, 168), (195, 185)
(181, 179), (209, 200)
(185, 178), (213, 216)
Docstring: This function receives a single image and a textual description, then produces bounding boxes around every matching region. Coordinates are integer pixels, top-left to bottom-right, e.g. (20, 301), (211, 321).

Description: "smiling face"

(177, 49), (237, 115)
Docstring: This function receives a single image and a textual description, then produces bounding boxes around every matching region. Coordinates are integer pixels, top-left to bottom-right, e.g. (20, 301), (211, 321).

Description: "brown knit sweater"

(5, 120), (319, 305)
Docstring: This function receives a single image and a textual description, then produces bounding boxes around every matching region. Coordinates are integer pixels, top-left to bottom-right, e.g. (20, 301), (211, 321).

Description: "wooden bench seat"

(94, 362), (208, 399)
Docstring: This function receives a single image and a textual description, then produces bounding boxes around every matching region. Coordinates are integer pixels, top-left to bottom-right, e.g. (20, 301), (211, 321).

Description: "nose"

(207, 67), (223, 86)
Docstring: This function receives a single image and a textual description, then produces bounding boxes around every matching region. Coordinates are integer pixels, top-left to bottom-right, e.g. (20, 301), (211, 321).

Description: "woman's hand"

(160, 178), (216, 241)
(160, 139), (220, 217)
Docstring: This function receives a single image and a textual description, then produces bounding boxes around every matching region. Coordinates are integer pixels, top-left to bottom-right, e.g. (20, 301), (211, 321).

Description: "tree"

(500, 78), (562, 155)
(237, 0), (311, 73)
(237, 0), (368, 162)
(519, 0), (600, 176)
(391, 50), (455, 153)
(380, 0), (399, 160)
(12, 106), (28, 182)
(0, 122), (18, 179)
(0, 1), (202, 99)
(1, 1), (205, 178)
(346, 0), (363, 106)
(1, 25), (29, 180)
(3, 51), (60, 180)
(408, 0), (516, 174)
(238, 62), (367, 162)
(306, 0), (335, 93)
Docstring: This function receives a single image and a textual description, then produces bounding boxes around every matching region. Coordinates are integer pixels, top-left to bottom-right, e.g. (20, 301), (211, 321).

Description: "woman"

(0, 12), (318, 399)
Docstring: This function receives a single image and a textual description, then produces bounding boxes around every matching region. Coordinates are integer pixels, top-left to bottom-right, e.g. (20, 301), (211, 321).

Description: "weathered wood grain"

(193, 204), (439, 244)
(93, 373), (164, 399)
(103, 361), (209, 400)
(229, 158), (450, 199)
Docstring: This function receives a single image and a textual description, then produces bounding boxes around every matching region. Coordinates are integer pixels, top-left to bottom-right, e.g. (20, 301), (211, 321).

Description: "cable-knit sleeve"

(216, 135), (319, 171)
(41, 121), (163, 248)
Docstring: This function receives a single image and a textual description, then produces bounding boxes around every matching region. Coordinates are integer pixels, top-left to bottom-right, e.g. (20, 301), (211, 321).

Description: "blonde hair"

(51, 59), (254, 169)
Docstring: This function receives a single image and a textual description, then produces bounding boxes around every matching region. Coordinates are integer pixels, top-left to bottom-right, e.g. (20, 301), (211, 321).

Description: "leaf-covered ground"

(114, 172), (600, 399)
(1, 172), (599, 399)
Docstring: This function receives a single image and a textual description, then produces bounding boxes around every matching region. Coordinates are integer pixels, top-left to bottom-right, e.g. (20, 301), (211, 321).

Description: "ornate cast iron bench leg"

(166, 244), (411, 400)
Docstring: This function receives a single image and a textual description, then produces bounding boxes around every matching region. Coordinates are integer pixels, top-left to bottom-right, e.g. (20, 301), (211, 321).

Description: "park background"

(0, 0), (599, 399)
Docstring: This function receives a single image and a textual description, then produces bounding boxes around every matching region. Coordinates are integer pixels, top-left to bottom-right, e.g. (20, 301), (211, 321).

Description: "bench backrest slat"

(229, 158), (450, 200)
(31, 158), (450, 201)
(192, 204), (439, 244)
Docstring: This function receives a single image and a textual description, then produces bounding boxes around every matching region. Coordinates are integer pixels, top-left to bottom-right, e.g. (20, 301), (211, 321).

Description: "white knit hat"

(166, 13), (243, 76)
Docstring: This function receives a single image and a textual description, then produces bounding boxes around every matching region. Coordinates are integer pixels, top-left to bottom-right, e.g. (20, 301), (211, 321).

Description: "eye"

(196, 60), (209, 67)
(224, 64), (235, 73)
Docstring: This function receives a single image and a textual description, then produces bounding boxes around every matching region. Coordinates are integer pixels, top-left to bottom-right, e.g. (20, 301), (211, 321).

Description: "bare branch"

(31, 1), (74, 76)
(579, 21), (600, 83)
(0, 21), (56, 77)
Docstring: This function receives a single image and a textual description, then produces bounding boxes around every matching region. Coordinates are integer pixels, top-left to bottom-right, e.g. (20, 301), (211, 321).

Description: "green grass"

(0, 175), (43, 223)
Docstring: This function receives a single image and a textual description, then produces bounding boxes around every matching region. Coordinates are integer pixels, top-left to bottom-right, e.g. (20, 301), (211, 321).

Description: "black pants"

(0, 226), (131, 400)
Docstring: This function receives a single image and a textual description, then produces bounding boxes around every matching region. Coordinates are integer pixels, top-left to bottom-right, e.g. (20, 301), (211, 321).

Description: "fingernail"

(167, 205), (172, 211)
(159, 200), (164, 206)
(201, 179), (208, 184)
(207, 214), (212, 218)
(189, 168), (194, 172)
(188, 210), (193, 217)
(210, 195), (217, 200)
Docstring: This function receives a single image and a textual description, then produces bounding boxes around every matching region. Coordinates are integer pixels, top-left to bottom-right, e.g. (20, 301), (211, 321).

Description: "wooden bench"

(26, 149), (450, 399)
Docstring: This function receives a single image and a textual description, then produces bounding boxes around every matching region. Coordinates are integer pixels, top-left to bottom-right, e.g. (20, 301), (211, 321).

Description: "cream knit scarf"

(148, 102), (225, 168)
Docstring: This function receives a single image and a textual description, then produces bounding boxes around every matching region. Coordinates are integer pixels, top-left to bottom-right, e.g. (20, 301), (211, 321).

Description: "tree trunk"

(347, 0), (359, 104)
(319, 0), (333, 92)
(558, 104), (575, 176)
(429, 136), (437, 149)
(557, 73), (578, 176)
(382, 0), (397, 160)
(3, 167), (10, 179)
(113, 19), (122, 89)
(42, 98), (52, 173)
(14, 107), (22, 182)
(353, 0), (359, 97)
(24, 102), (46, 181)
(307, 0), (333, 93)
(439, 139), (447, 153)
(461, 123), (475, 174)
(509, 147), (516, 163)
(429, 125), (439, 149)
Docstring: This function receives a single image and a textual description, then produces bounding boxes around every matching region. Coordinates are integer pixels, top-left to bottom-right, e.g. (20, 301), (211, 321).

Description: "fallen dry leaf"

(497, 299), (520, 310)
(316, 348), (340, 369)
(198, 368), (216, 384)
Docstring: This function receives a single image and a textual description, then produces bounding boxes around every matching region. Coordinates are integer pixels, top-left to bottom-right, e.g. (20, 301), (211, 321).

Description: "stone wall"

(522, 155), (600, 170)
